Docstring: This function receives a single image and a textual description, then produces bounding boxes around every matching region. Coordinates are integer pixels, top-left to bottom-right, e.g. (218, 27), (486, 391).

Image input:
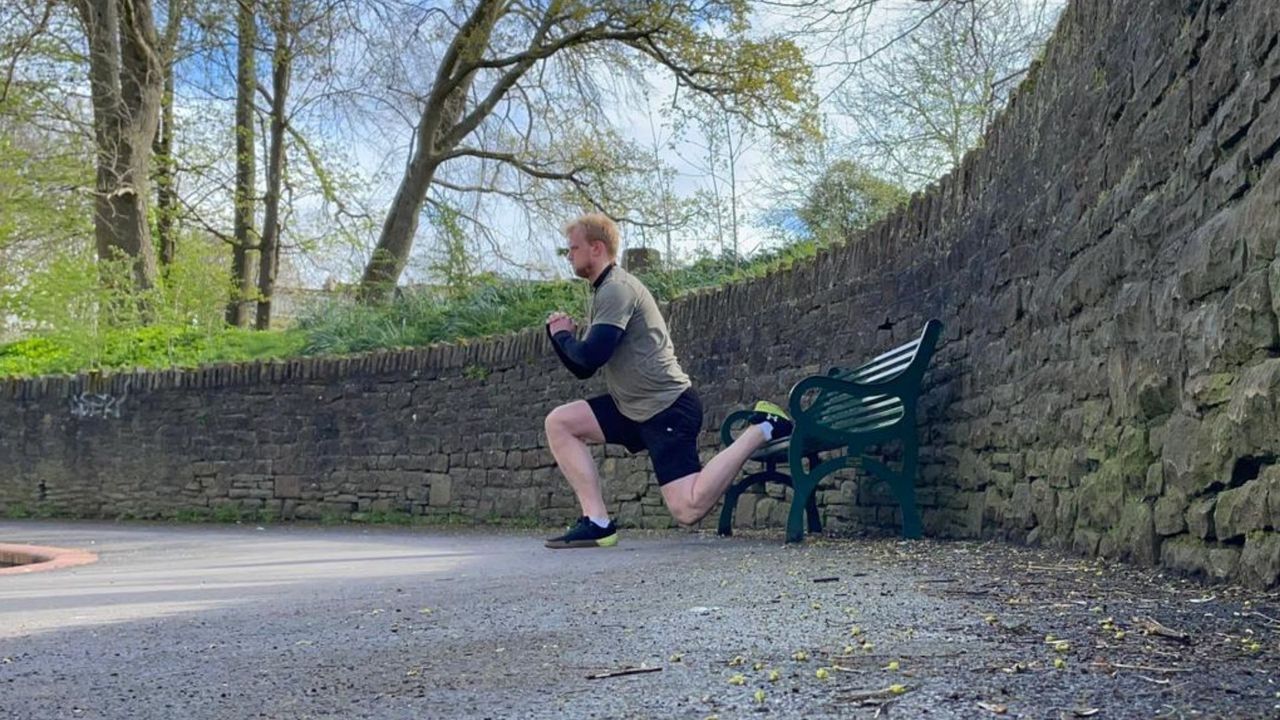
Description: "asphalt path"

(1, 521), (1276, 719)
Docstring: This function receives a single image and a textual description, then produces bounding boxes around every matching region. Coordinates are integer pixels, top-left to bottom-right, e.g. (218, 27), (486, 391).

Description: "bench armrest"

(719, 409), (756, 447)
(787, 374), (914, 424)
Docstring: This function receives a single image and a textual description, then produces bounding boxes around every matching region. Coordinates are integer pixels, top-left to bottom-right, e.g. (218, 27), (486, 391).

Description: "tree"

(0, 2), (95, 292)
(73, 0), (164, 291)
(631, 102), (694, 268)
(173, 0), (359, 328)
(797, 159), (907, 242)
(832, 0), (1062, 188)
(0, 90), (95, 339)
(355, 0), (816, 302)
(676, 100), (757, 265)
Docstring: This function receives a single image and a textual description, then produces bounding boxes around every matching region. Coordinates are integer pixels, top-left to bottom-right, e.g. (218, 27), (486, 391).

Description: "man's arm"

(549, 324), (624, 379)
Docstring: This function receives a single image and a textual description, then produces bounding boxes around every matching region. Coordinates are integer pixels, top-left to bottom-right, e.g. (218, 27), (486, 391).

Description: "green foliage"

(212, 504), (244, 523)
(0, 325), (308, 378)
(635, 240), (824, 302)
(4, 502), (60, 519)
(0, 166), (867, 383)
(297, 276), (589, 355)
(0, 231), (309, 378)
(0, 230), (842, 379)
(0, 337), (72, 378)
(173, 508), (212, 522)
(353, 509), (414, 525)
(798, 161), (909, 244)
(0, 88), (95, 274)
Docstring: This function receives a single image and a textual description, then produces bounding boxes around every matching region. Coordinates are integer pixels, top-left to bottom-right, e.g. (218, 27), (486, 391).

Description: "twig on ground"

(1094, 661), (1192, 673)
(873, 698), (899, 717)
(1242, 611), (1280, 626)
(1136, 616), (1192, 644)
(943, 588), (993, 596)
(586, 666), (661, 680)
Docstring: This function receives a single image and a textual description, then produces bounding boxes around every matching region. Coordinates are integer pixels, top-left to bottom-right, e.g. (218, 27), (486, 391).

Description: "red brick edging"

(0, 544), (98, 575)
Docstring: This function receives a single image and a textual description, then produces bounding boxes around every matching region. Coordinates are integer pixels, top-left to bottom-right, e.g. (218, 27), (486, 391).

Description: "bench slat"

(839, 341), (921, 382)
(834, 357), (915, 386)
(824, 399), (906, 427)
(818, 393), (898, 419)
(829, 409), (901, 430)
(820, 408), (904, 432)
(860, 337), (923, 368)
(822, 397), (901, 422)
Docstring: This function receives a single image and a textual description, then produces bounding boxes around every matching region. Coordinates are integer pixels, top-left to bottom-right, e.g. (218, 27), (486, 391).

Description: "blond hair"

(564, 213), (620, 258)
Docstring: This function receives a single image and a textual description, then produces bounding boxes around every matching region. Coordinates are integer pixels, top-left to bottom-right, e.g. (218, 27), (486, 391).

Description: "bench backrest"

(810, 319), (943, 437)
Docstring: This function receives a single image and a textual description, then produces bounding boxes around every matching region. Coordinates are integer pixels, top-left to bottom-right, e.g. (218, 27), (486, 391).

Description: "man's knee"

(669, 501), (706, 526)
(545, 403), (584, 442)
(665, 497), (706, 525)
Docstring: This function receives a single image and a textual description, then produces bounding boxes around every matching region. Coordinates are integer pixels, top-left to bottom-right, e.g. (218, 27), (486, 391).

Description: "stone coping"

(0, 544), (98, 575)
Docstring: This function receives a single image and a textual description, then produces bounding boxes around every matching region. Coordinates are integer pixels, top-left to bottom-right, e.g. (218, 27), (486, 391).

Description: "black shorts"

(588, 388), (703, 485)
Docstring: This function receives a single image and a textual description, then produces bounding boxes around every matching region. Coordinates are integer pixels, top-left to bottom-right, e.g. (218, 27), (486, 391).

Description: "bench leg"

(717, 470), (788, 537)
(888, 478), (922, 539)
(786, 476), (818, 544)
(804, 454), (822, 534)
(892, 438), (922, 539)
(787, 451), (853, 543)
(805, 493), (823, 535)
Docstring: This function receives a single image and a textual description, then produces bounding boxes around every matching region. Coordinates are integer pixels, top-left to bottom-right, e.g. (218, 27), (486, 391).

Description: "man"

(543, 213), (791, 549)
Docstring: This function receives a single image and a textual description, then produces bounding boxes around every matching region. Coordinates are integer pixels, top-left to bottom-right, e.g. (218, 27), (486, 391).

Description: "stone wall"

(3, 0), (1280, 587)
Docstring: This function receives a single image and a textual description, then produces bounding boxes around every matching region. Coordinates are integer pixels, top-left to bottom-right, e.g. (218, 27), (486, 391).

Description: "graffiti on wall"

(70, 390), (128, 419)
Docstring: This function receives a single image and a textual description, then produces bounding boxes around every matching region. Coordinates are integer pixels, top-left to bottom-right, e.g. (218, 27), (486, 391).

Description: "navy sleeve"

(550, 324), (624, 379)
(547, 324), (594, 379)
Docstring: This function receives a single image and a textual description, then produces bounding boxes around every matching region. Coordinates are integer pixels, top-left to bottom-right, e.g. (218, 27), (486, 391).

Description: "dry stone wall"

(2, 0), (1279, 587)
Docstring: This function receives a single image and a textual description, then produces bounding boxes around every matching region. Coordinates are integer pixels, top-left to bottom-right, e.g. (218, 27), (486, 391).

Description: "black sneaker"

(748, 400), (793, 440)
(544, 517), (619, 549)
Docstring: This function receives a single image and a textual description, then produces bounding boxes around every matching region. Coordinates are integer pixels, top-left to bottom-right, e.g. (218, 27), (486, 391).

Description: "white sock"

(757, 420), (775, 441)
(590, 516), (611, 528)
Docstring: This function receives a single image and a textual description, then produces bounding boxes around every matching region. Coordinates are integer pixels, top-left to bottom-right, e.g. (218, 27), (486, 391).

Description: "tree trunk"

(154, 0), (186, 272)
(356, 154), (437, 303)
(154, 64), (176, 269)
(356, 0), (501, 303)
(227, 0), (257, 327)
(75, 0), (163, 293)
(255, 0), (291, 331)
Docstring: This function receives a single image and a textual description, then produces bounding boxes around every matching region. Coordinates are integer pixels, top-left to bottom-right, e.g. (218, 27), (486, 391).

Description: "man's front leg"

(544, 400), (608, 517)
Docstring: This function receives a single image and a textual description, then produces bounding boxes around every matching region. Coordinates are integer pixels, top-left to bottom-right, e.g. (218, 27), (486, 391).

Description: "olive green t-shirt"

(589, 265), (691, 422)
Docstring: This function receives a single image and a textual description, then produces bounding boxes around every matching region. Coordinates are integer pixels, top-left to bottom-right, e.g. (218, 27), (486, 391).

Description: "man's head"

(563, 213), (619, 280)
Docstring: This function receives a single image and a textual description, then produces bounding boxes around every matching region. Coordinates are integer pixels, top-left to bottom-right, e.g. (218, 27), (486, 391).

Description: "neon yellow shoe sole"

(753, 400), (791, 420)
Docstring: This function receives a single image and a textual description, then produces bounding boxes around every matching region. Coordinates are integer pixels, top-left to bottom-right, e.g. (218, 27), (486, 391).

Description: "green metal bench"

(717, 319), (943, 543)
